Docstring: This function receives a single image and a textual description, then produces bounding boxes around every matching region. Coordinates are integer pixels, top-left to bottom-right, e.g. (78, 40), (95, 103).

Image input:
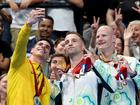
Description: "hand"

(91, 16), (100, 33)
(50, 69), (61, 83)
(132, 5), (140, 14)
(0, 74), (7, 100)
(26, 9), (45, 26)
(83, 48), (98, 64)
(7, 0), (20, 12)
(123, 26), (134, 40)
(114, 8), (123, 25)
(20, 0), (32, 9)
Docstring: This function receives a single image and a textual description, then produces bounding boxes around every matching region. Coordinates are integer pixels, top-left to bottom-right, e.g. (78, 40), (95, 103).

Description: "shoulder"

(29, 35), (36, 40)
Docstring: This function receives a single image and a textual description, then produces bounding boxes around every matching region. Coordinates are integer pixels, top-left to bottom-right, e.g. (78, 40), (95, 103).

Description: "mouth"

(40, 32), (50, 37)
(67, 47), (74, 50)
(37, 48), (45, 53)
(98, 42), (105, 46)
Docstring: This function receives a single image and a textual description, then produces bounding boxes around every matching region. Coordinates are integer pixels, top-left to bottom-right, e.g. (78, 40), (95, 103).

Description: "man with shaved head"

(95, 25), (140, 105)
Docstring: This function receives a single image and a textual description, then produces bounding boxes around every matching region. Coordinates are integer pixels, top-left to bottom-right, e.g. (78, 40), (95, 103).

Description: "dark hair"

(38, 15), (54, 25)
(117, 37), (124, 54)
(37, 39), (54, 54)
(0, 19), (4, 29)
(66, 32), (86, 45)
(54, 37), (65, 47)
(50, 53), (70, 66)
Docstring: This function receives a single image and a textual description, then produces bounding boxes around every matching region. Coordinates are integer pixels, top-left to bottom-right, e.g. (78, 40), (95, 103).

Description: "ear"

(30, 48), (34, 54)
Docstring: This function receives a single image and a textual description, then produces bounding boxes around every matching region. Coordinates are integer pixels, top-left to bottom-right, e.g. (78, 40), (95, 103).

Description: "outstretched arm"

(67, 0), (84, 8)
(11, 9), (45, 69)
(89, 16), (100, 49)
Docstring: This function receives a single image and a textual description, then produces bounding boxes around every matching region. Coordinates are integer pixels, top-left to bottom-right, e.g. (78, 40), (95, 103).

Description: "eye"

(65, 40), (69, 45)
(38, 43), (43, 46)
(51, 60), (57, 64)
(72, 39), (77, 42)
(45, 45), (51, 49)
(96, 35), (99, 39)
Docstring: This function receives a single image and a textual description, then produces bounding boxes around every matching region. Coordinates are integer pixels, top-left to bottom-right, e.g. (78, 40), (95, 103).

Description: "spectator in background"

(7, 0), (47, 11)
(47, 0), (84, 41)
(5, 0), (47, 50)
(106, 0), (140, 26)
(123, 20), (140, 61)
(49, 54), (70, 105)
(54, 38), (65, 54)
(0, 0), (12, 44)
(7, 9), (51, 105)
(115, 37), (124, 55)
(27, 15), (54, 56)
(0, 20), (12, 76)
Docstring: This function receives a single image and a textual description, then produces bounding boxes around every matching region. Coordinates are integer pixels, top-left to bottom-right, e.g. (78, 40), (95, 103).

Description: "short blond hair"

(129, 20), (140, 26)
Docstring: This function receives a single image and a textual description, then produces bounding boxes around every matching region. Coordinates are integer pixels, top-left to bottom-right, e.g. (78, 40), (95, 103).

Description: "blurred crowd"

(0, 0), (140, 105)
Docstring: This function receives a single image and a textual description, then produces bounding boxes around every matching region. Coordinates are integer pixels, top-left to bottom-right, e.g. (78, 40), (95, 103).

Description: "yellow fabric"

(7, 23), (50, 105)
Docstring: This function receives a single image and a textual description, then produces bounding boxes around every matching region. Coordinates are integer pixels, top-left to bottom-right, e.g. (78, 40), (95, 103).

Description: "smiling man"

(27, 15), (54, 56)
(7, 9), (52, 105)
(95, 25), (140, 105)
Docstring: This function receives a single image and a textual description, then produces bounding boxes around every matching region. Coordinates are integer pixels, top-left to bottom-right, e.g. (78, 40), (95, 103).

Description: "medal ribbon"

(29, 60), (45, 96)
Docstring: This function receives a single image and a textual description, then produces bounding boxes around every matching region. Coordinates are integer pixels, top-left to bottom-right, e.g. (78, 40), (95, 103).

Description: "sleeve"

(10, 23), (31, 68)
(132, 62), (140, 90)
(50, 80), (62, 99)
(94, 60), (118, 93)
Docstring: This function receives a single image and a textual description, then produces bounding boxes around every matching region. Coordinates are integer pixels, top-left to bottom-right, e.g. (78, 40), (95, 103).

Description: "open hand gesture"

(132, 5), (140, 14)
(27, 9), (45, 26)
(123, 26), (134, 41)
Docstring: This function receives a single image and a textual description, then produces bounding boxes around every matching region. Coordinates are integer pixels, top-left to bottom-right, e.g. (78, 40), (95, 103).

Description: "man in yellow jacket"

(7, 9), (51, 105)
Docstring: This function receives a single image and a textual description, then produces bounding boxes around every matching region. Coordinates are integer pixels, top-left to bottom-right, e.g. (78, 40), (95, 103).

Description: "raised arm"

(67, 0), (84, 8)
(6, 0), (19, 12)
(123, 26), (134, 56)
(106, 8), (115, 25)
(11, 9), (45, 68)
(20, 0), (48, 9)
(89, 16), (100, 49)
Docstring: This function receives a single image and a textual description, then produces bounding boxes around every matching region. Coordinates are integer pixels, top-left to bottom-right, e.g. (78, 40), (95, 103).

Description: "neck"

(100, 49), (115, 62)
(69, 53), (84, 69)
(29, 55), (46, 64)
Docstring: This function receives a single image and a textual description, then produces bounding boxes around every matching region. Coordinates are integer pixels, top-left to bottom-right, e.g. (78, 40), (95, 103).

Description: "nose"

(43, 26), (48, 31)
(68, 40), (73, 46)
(41, 44), (47, 49)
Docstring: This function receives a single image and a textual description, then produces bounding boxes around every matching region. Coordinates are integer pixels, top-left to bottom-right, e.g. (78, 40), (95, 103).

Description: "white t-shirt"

(48, 8), (76, 32)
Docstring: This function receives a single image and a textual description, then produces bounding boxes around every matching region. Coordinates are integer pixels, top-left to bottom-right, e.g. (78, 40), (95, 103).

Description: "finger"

(93, 16), (96, 23)
(132, 7), (139, 12)
(115, 8), (117, 16)
(118, 8), (121, 14)
(84, 48), (91, 54)
(97, 17), (100, 24)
